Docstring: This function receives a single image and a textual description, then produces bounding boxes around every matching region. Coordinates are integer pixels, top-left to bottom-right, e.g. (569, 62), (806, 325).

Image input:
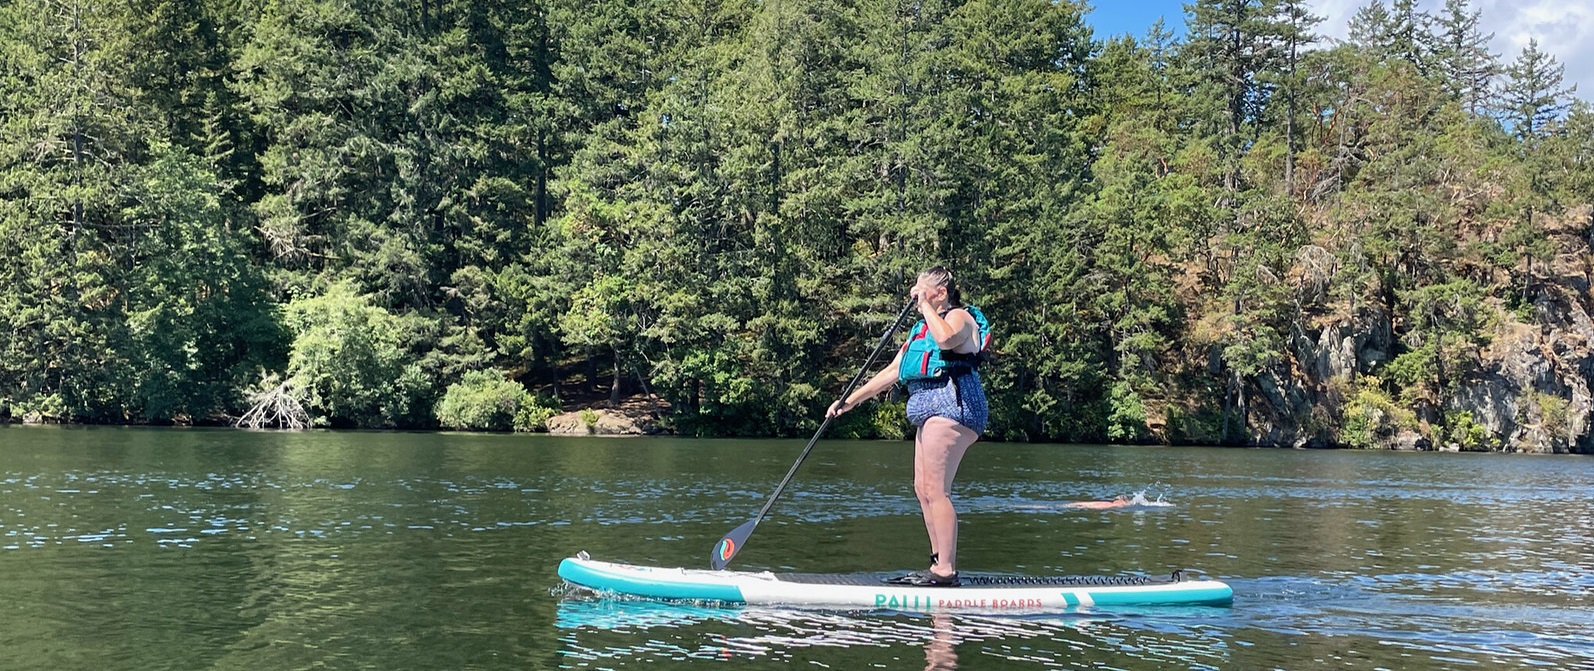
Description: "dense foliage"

(1, 0), (1590, 449)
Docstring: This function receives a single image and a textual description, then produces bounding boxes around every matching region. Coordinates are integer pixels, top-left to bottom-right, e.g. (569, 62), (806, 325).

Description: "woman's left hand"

(913, 283), (939, 312)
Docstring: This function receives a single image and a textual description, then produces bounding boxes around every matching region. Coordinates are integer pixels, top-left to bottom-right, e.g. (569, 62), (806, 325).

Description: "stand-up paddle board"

(558, 553), (1233, 611)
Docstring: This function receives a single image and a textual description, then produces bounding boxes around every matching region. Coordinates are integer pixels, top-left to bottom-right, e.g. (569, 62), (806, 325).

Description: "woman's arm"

(920, 306), (975, 350)
(826, 349), (905, 417)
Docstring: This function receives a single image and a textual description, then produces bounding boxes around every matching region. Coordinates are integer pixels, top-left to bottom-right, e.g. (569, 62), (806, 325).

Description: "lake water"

(0, 426), (1590, 670)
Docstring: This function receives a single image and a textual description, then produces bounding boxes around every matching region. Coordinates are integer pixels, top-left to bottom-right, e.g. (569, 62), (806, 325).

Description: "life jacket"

(898, 305), (992, 382)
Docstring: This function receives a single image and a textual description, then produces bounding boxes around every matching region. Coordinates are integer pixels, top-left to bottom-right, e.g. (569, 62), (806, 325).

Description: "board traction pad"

(774, 572), (1179, 587)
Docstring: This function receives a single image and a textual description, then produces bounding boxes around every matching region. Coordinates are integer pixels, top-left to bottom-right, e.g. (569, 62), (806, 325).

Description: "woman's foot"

(906, 570), (960, 587)
(882, 569), (934, 585)
(882, 553), (942, 584)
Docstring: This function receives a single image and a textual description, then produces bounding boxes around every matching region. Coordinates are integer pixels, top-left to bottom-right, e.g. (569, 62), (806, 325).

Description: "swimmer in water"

(1063, 496), (1135, 510)
(1063, 492), (1174, 509)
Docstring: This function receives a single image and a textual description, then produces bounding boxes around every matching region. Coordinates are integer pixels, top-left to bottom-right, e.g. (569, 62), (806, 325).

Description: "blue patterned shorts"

(905, 371), (988, 435)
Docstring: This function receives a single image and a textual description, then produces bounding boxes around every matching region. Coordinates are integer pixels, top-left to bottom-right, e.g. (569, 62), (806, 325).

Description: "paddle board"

(558, 554), (1233, 611)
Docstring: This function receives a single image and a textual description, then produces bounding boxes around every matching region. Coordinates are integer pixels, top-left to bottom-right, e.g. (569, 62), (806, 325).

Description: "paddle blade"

(710, 519), (758, 570)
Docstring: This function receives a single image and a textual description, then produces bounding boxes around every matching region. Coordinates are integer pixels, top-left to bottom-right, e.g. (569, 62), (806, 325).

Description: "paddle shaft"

(713, 296), (919, 568)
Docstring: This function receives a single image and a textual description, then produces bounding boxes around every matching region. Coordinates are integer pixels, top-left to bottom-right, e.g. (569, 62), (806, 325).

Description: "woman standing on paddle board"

(826, 266), (991, 587)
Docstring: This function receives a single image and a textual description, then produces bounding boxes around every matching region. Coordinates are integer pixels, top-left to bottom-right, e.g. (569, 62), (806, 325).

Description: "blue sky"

(1084, 0), (1189, 42)
(1082, 0), (1593, 102)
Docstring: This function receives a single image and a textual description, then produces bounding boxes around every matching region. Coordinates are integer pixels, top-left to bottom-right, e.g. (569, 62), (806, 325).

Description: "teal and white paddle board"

(558, 554), (1233, 611)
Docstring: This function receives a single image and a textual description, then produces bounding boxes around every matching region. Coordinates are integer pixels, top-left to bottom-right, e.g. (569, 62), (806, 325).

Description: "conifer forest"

(3, 0), (1592, 452)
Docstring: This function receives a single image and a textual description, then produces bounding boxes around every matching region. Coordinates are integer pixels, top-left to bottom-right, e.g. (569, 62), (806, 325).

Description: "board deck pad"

(775, 572), (1176, 587)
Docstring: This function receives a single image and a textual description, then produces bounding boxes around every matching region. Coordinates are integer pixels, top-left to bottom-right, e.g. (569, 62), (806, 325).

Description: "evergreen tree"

(1272, 0), (1322, 194)
(932, 0), (1096, 439)
(1500, 38), (1574, 140)
(1084, 36), (1184, 441)
(0, 0), (1590, 448)
(0, 0), (278, 422)
(1432, 0), (1498, 116)
(1385, 0), (1433, 71)
(1347, 0), (1394, 57)
(1542, 102), (1594, 202)
(1180, 0), (1299, 192)
(1179, 0), (1306, 441)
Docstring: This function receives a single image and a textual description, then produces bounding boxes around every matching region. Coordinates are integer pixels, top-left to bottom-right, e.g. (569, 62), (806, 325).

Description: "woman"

(827, 266), (990, 587)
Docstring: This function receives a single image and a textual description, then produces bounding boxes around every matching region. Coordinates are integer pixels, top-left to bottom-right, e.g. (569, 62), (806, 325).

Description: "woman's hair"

(919, 265), (962, 307)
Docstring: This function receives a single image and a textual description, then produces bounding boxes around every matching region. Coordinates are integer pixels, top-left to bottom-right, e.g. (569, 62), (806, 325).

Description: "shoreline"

(3, 421), (1588, 454)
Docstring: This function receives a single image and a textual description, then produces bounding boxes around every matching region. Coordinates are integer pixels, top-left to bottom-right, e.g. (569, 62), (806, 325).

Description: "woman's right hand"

(826, 399), (851, 418)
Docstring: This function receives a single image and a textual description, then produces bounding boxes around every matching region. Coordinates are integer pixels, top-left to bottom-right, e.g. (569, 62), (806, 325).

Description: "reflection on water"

(555, 573), (1594, 671)
(925, 613), (957, 671)
(553, 596), (1242, 670)
(0, 427), (1591, 670)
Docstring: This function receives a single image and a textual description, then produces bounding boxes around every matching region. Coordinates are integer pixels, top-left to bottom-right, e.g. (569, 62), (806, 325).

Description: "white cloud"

(1306, 0), (1594, 101)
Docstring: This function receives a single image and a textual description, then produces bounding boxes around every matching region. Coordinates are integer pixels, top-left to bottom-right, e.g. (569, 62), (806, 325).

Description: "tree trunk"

(586, 355), (599, 395)
(1235, 370), (1248, 445)
(610, 348), (622, 407)
(1523, 207), (1535, 305)
(547, 337), (562, 401)
(1285, 29), (1297, 195)
(1226, 0), (1244, 193)
(534, 8), (551, 228)
(1221, 373), (1234, 443)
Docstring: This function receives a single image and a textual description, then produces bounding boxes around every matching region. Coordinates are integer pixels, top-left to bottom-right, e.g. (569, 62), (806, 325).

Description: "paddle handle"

(711, 296), (919, 569)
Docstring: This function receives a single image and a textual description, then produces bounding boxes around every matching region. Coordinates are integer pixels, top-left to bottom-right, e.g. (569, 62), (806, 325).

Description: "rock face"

(1236, 293), (1593, 453)
(1388, 429), (1432, 451)
(546, 396), (670, 436)
(1239, 308), (1397, 449)
(1220, 205), (1594, 454)
(1294, 314), (1393, 382)
(1446, 293), (1594, 453)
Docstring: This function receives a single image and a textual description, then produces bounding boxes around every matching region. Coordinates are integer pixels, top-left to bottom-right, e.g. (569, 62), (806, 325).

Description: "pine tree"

(545, 0), (762, 425)
(931, 0), (1096, 439)
(1180, 0), (1299, 192)
(0, 0), (277, 422)
(1348, 0), (1430, 69)
(1542, 101), (1594, 202)
(1432, 0), (1498, 116)
(1179, 0), (1316, 442)
(1084, 36), (1184, 441)
(1274, 0), (1322, 195)
(1386, 0), (1432, 71)
(1501, 38), (1574, 140)
(1347, 0), (1394, 57)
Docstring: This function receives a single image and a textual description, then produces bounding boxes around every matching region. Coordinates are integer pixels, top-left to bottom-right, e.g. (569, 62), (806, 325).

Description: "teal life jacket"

(897, 305), (992, 382)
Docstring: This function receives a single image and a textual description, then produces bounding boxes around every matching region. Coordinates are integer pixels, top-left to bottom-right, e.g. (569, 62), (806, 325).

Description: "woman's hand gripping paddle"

(710, 296), (919, 570)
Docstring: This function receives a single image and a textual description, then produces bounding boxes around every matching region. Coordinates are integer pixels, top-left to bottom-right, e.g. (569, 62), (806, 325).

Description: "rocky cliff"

(1226, 207), (1594, 453)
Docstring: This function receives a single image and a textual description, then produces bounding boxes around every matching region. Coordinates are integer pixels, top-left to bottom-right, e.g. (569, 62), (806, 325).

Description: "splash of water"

(1124, 490), (1174, 508)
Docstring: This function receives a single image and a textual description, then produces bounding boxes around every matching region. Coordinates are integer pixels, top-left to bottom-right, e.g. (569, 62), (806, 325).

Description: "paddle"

(710, 295), (920, 570)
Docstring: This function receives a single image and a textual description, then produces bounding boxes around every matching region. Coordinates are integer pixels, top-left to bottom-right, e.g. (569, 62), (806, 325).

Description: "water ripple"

(2, 431), (1591, 670)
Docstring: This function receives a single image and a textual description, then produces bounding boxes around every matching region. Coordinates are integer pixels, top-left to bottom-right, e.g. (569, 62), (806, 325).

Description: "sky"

(1083, 0), (1594, 102)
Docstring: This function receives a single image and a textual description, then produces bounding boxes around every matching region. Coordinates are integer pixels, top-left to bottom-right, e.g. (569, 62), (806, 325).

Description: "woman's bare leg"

(914, 416), (978, 576)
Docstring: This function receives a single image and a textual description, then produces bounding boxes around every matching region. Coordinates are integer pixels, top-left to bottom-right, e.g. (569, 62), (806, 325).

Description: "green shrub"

(11, 393), (67, 423)
(1340, 377), (1417, 449)
(870, 401), (911, 440)
(283, 282), (427, 427)
(1514, 391), (1569, 449)
(1527, 391), (1569, 438)
(1441, 410), (1495, 451)
(513, 403), (559, 432)
(1164, 402), (1224, 445)
(435, 370), (531, 431)
(1106, 381), (1149, 442)
(579, 408), (600, 429)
